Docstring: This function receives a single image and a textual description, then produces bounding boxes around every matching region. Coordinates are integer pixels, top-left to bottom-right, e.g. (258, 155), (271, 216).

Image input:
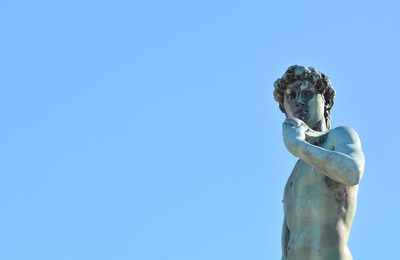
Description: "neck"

(310, 119), (328, 132)
(306, 119), (329, 146)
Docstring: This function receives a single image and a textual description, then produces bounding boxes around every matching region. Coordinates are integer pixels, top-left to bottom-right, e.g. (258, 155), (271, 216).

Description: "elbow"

(347, 172), (361, 186)
(346, 163), (364, 186)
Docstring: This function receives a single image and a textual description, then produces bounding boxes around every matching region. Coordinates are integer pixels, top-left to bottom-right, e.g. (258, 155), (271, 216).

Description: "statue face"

(283, 80), (325, 128)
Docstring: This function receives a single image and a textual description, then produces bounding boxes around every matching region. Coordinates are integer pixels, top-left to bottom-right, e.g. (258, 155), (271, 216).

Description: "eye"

(286, 91), (296, 100)
(304, 90), (314, 98)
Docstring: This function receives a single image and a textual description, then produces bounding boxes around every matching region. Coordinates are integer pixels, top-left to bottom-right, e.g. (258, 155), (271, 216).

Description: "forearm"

(294, 140), (363, 185)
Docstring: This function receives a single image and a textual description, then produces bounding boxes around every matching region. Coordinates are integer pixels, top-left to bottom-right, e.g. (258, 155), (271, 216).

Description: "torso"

(283, 132), (359, 260)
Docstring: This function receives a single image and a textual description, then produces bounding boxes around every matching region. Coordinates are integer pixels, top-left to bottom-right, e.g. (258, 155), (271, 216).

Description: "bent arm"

(293, 126), (365, 186)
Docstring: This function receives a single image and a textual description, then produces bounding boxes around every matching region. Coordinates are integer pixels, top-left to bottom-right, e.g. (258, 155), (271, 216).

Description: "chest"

(284, 160), (327, 201)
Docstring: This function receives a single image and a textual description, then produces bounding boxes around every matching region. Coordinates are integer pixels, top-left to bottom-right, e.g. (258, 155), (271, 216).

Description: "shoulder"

(327, 126), (362, 146)
(326, 126), (365, 172)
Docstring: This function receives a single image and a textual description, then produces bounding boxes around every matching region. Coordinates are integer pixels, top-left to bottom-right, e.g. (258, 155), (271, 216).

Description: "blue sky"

(1, 0), (399, 259)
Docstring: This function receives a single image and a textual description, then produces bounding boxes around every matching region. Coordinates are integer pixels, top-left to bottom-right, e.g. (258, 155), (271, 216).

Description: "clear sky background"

(1, 0), (399, 259)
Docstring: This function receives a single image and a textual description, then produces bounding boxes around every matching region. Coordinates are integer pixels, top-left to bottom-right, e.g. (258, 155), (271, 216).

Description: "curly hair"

(273, 65), (336, 129)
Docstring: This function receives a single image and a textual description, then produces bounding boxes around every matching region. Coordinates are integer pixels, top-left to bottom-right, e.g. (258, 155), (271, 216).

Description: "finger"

(282, 122), (293, 128)
(282, 123), (294, 132)
(284, 117), (301, 127)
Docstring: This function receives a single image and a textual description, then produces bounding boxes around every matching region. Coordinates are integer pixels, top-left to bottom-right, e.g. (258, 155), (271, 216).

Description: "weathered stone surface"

(274, 65), (365, 260)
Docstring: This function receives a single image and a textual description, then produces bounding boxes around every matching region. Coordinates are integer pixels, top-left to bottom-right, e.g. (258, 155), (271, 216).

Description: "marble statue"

(273, 65), (365, 260)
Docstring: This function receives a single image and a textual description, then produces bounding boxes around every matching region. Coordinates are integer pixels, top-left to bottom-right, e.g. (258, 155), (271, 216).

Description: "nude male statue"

(273, 65), (365, 260)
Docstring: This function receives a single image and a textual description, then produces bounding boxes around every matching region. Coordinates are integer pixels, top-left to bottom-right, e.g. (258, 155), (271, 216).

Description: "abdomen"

(283, 160), (358, 259)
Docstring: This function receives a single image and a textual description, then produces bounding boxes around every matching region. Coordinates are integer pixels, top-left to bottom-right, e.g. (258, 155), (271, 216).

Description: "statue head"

(273, 65), (336, 129)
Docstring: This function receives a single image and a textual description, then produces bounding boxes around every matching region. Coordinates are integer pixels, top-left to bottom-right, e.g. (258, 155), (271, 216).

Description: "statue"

(273, 65), (365, 260)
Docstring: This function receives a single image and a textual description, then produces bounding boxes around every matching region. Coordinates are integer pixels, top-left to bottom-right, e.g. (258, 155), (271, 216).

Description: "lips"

(294, 109), (309, 121)
(295, 109), (308, 115)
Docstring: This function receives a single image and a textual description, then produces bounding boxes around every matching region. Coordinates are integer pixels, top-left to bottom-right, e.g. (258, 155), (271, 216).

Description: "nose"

(296, 95), (305, 107)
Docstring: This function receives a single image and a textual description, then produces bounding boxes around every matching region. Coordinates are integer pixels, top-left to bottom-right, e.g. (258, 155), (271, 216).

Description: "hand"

(282, 118), (307, 157)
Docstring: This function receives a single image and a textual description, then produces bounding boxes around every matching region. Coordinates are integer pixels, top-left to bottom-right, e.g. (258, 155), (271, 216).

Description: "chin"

(295, 114), (310, 123)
